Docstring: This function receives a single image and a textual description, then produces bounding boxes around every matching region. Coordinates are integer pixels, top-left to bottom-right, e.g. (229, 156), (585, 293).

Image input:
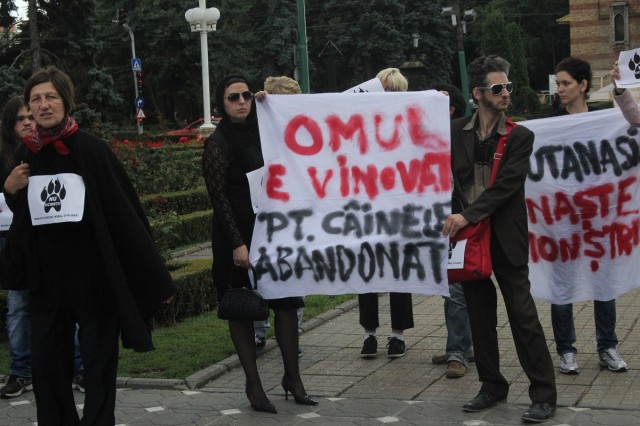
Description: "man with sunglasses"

(442, 55), (557, 423)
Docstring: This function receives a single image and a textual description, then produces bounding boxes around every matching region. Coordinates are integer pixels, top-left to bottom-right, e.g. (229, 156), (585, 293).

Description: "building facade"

(568, 0), (640, 96)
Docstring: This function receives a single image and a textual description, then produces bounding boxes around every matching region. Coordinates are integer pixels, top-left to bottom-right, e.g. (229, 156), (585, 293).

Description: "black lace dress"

(202, 121), (303, 310)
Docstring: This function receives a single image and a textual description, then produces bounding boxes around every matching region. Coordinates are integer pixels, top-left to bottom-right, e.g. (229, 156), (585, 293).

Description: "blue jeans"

(443, 283), (473, 364)
(254, 307), (304, 338)
(6, 291), (84, 377)
(551, 300), (618, 354)
(7, 290), (31, 378)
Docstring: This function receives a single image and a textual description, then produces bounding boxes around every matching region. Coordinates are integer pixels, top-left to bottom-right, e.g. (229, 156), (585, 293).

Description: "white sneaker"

(559, 352), (579, 374)
(598, 347), (628, 372)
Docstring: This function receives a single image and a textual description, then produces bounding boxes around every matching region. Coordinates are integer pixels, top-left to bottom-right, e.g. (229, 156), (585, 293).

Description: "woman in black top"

(202, 75), (316, 413)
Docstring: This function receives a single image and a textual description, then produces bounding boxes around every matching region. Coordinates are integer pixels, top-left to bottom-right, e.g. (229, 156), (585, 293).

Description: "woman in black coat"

(202, 74), (317, 413)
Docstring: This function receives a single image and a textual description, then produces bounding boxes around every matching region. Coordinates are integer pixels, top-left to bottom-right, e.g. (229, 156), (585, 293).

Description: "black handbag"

(217, 263), (269, 321)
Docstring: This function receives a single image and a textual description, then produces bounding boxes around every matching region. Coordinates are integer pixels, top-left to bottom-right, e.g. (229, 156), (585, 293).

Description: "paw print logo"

(40, 179), (66, 213)
(628, 52), (640, 79)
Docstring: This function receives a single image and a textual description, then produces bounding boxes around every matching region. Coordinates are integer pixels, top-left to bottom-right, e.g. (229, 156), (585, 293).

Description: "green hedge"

(110, 142), (205, 195)
(0, 259), (214, 335)
(149, 210), (212, 257)
(142, 186), (211, 216)
(153, 259), (215, 327)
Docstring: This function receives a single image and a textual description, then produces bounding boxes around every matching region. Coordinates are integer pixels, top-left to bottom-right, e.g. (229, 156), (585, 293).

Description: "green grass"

(0, 294), (355, 379)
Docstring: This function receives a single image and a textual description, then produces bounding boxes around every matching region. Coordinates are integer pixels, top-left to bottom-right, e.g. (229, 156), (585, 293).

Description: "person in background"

(0, 97), (85, 398)
(428, 83), (474, 379)
(2, 66), (175, 425)
(443, 55), (557, 422)
(253, 76), (304, 357)
(358, 68), (414, 359)
(610, 60), (640, 126)
(203, 74), (317, 414)
(549, 57), (628, 375)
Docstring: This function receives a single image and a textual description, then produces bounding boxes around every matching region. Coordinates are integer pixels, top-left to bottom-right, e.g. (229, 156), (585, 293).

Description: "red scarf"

(23, 115), (79, 155)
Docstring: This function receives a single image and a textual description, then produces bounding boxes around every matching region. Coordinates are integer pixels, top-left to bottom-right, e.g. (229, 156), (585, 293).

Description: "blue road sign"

(131, 58), (142, 72)
(135, 96), (145, 109)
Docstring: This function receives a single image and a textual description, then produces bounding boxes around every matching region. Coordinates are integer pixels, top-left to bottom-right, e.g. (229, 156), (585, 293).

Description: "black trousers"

(31, 305), (120, 426)
(462, 237), (557, 404)
(358, 292), (414, 331)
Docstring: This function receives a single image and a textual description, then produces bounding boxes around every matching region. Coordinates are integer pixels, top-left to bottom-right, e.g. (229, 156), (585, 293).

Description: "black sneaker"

(386, 337), (406, 358)
(0, 375), (33, 399)
(360, 335), (378, 359)
(72, 374), (85, 393)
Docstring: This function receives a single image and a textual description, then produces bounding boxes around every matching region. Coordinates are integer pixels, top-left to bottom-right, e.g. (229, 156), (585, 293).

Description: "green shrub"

(149, 210), (212, 254)
(110, 142), (204, 195)
(153, 259), (214, 327)
(142, 187), (211, 216)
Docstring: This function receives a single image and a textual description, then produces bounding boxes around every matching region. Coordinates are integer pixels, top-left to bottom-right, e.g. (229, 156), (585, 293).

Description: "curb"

(168, 241), (211, 260)
(116, 297), (359, 390)
(183, 297), (359, 389)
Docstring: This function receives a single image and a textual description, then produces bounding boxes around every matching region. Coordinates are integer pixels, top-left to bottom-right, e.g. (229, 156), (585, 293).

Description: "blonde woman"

(358, 68), (414, 359)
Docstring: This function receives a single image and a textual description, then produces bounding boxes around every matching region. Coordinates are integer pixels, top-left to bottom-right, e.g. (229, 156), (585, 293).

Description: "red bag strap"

(489, 117), (516, 187)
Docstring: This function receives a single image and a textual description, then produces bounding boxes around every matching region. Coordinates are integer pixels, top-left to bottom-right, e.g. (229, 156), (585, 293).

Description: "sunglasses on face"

(16, 114), (34, 122)
(478, 82), (513, 96)
(225, 91), (254, 102)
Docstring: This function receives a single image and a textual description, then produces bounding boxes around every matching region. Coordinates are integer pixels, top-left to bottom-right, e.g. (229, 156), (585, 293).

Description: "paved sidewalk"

(1, 245), (639, 425)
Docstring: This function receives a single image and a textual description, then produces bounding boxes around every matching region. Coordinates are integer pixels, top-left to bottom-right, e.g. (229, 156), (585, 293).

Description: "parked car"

(163, 117), (221, 137)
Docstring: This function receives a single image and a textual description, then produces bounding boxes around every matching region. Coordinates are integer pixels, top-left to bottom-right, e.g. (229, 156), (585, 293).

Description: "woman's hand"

(442, 214), (470, 238)
(254, 91), (268, 102)
(233, 245), (250, 268)
(4, 163), (30, 196)
(610, 61), (625, 94)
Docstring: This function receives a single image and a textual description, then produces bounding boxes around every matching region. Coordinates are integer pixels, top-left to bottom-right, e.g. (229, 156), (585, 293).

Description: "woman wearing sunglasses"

(548, 57), (628, 376)
(202, 75), (316, 414)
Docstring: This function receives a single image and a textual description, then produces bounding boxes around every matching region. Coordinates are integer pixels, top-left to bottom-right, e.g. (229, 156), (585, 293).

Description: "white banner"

(252, 91), (451, 299)
(521, 109), (640, 303)
(0, 194), (12, 231)
(342, 77), (385, 94)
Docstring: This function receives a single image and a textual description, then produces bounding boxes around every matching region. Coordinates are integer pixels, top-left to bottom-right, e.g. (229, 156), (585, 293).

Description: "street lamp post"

(296, 0), (310, 93)
(442, 1), (477, 116)
(113, 9), (143, 134)
(185, 1), (220, 131)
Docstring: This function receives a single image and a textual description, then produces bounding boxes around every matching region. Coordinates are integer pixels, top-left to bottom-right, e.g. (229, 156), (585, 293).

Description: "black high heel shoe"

(245, 384), (277, 413)
(281, 377), (319, 406)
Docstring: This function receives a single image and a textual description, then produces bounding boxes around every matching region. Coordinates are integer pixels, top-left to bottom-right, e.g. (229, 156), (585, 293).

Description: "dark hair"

(0, 96), (26, 171)
(24, 66), (76, 114)
(467, 55), (511, 104)
(432, 82), (466, 119)
(555, 57), (592, 95)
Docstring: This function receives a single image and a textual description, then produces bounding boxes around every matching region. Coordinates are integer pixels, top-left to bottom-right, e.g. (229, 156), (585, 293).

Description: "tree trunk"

(29, 0), (40, 72)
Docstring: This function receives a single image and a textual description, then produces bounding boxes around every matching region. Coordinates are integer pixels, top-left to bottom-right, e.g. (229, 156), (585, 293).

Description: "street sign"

(131, 58), (142, 72)
(135, 96), (145, 109)
(136, 109), (146, 119)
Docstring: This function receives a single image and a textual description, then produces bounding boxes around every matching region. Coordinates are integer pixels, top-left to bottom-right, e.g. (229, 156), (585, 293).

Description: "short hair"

(24, 66), (76, 114)
(264, 76), (301, 95)
(376, 68), (408, 92)
(555, 57), (592, 95)
(0, 96), (27, 171)
(431, 82), (466, 119)
(467, 55), (510, 103)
